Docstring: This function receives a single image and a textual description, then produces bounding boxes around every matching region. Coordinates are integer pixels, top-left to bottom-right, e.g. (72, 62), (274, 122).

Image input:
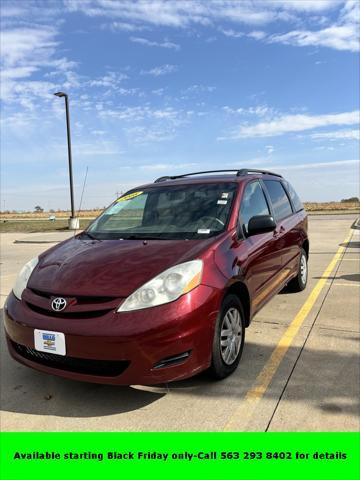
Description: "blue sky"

(1, 0), (359, 211)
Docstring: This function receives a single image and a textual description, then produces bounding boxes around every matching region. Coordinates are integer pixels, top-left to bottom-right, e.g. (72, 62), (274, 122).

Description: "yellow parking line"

(223, 229), (353, 431)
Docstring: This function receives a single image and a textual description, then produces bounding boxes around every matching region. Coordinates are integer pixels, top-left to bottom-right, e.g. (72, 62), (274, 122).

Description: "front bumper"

(4, 286), (221, 385)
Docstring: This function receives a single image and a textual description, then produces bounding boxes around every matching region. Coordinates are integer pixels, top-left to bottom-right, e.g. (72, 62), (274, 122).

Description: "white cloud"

(73, 141), (123, 156)
(182, 84), (216, 94)
(0, 26), (58, 67)
(220, 28), (267, 42)
(269, 1), (360, 52)
(125, 127), (176, 144)
(98, 105), (183, 124)
(218, 2), (359, 52)
(0, 110), (37, 129)
(50, 57), (78, 72)
(1, 78), (57, 108)
(268, 1), (342, 12)
(276, 159), (359, 170)
(0, 4), (28, 18)
(141, 64), (178, 76)
(248, 30), (266, 40)
(222, 105), (273, 117)
(314, 145), (335, 151)
(65, 0), (202, 27)
(219, 28), (244, 38)
(311, 129), (360, 140)
(1, 0), (64, 22)
(88, 72), (128, 88)
(141, 162), (198, 170)
(270, 25), (359, 52)
(108, 21), (148, 32)
(118, 87), (142, 96)
(225, 110), (359, 138)
(64, 0), (275, 27)
(1, 66), (38, 79)
(64, 0), (344, 28)
(63, 1), (359, 52)
(0, 24), (81, 106)
(152, 88), (165, 96)
(130, 36), (180, 50)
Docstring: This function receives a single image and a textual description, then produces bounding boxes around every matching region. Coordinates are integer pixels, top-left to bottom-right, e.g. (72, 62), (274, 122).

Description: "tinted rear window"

(283, 181), (304, 212)
(263, 180), (293, 221)
(240, 181), (270, 234)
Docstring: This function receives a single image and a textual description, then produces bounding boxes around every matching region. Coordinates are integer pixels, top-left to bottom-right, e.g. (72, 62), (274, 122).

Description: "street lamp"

(54, 92), (79, 230)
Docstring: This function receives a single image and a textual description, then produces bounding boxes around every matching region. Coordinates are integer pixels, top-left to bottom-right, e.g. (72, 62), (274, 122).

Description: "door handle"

(273, 226), (285, 238)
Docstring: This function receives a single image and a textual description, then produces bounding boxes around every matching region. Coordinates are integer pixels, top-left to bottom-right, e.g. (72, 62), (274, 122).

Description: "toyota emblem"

(51, 297), (67, 312)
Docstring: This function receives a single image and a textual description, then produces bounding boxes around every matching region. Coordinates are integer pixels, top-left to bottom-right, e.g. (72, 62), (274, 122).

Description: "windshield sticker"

(217, 199), (228, 205)
(197, 228), (211, 234)
(117, 191), (143, 202)
(221, 193), (229, 199)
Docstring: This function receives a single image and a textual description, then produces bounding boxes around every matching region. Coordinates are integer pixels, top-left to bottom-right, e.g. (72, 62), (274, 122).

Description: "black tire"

(209, 294), (245, 380)
(288, 248), (308, 292)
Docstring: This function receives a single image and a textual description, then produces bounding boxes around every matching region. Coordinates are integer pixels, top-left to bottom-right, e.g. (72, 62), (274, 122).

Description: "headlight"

(118, 259), (203, 312)
(13, 256), (39, 300)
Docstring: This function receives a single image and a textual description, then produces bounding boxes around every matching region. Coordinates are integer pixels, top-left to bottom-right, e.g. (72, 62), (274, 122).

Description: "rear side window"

(263, 180), (293, 221)
(240, 181), (270, 234)
(283, 181), (304, 212)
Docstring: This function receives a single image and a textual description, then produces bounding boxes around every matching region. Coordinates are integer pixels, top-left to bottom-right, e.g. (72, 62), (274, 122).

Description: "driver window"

(240, 181), (270, 235)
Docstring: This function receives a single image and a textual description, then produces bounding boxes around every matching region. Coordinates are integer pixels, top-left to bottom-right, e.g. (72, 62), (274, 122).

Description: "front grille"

(12, 341), (130, 377)
(30, 289), (116, 304)
(25, 302), (112, 319)
(23, 288), (120, 319)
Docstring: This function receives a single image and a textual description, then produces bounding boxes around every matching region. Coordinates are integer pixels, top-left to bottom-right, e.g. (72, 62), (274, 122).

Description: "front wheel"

(209, 295), (245, 380)
(288, 248), (308, 292)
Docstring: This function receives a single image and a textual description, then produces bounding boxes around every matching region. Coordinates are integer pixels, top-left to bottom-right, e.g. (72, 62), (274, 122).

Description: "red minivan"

(4, 169), (308, 384)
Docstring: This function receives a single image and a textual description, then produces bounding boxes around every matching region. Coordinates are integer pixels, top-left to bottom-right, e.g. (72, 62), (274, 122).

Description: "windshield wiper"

(122, 235), (163, 240)
(80, 231), (97, 240)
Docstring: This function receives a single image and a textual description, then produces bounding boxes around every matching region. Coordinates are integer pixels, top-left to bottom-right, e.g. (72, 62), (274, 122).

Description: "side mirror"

(247, 215), (276, 236)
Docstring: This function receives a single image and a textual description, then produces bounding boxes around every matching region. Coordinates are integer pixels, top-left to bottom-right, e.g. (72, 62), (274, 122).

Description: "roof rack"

(236, 168), (283, 178)
(154, 168), (282, 183)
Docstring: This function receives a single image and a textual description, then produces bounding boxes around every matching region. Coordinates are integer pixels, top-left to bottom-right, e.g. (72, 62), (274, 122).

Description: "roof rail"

(154, 168), (282, 183)
(236, 168), (283, 178)
(154, 170), (240, 183)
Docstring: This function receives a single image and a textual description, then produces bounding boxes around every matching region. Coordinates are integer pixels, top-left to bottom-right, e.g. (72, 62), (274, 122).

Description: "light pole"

(54, 92), (79, 229)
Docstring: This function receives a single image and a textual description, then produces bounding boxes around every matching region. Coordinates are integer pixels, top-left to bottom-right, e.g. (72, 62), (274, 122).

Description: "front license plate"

(34, 329), (66, 356)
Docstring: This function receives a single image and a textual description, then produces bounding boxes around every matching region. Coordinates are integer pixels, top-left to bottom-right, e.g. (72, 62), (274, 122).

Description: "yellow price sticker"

(116, 191), (143, 202)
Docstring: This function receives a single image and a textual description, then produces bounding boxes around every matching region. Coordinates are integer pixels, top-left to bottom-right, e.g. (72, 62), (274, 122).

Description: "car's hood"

(28, 236), (217, 297)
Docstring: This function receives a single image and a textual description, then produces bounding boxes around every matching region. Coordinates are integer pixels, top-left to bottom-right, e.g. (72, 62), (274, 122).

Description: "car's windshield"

(87, 183), (237, 240)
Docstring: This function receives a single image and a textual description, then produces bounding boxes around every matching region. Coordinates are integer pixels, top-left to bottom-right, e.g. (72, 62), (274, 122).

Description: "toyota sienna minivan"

(4, 169), (308, 384)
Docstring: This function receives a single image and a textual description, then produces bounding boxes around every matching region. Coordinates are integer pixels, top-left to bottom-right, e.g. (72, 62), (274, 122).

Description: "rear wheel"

(288, 248), (308, 292)
(209, 295), (245, 379)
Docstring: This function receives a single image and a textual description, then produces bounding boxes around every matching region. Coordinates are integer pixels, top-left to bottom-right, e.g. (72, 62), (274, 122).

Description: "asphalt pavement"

(0, 215), (359, 432)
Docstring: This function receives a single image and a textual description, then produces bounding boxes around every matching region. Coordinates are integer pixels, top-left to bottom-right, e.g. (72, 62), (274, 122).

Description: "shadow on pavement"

(1, 332), (359, 419)
(339, 241), (360, 249)
(313, 274), (360, 282)
(351, 220), (360, 231)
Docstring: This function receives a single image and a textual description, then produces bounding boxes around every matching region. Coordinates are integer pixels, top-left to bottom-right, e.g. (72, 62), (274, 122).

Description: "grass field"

(304, 201), (360, 212)
(0, 219), (92, 233)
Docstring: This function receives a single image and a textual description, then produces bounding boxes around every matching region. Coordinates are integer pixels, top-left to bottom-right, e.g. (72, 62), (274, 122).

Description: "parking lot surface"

(1, 215), (359, 431)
